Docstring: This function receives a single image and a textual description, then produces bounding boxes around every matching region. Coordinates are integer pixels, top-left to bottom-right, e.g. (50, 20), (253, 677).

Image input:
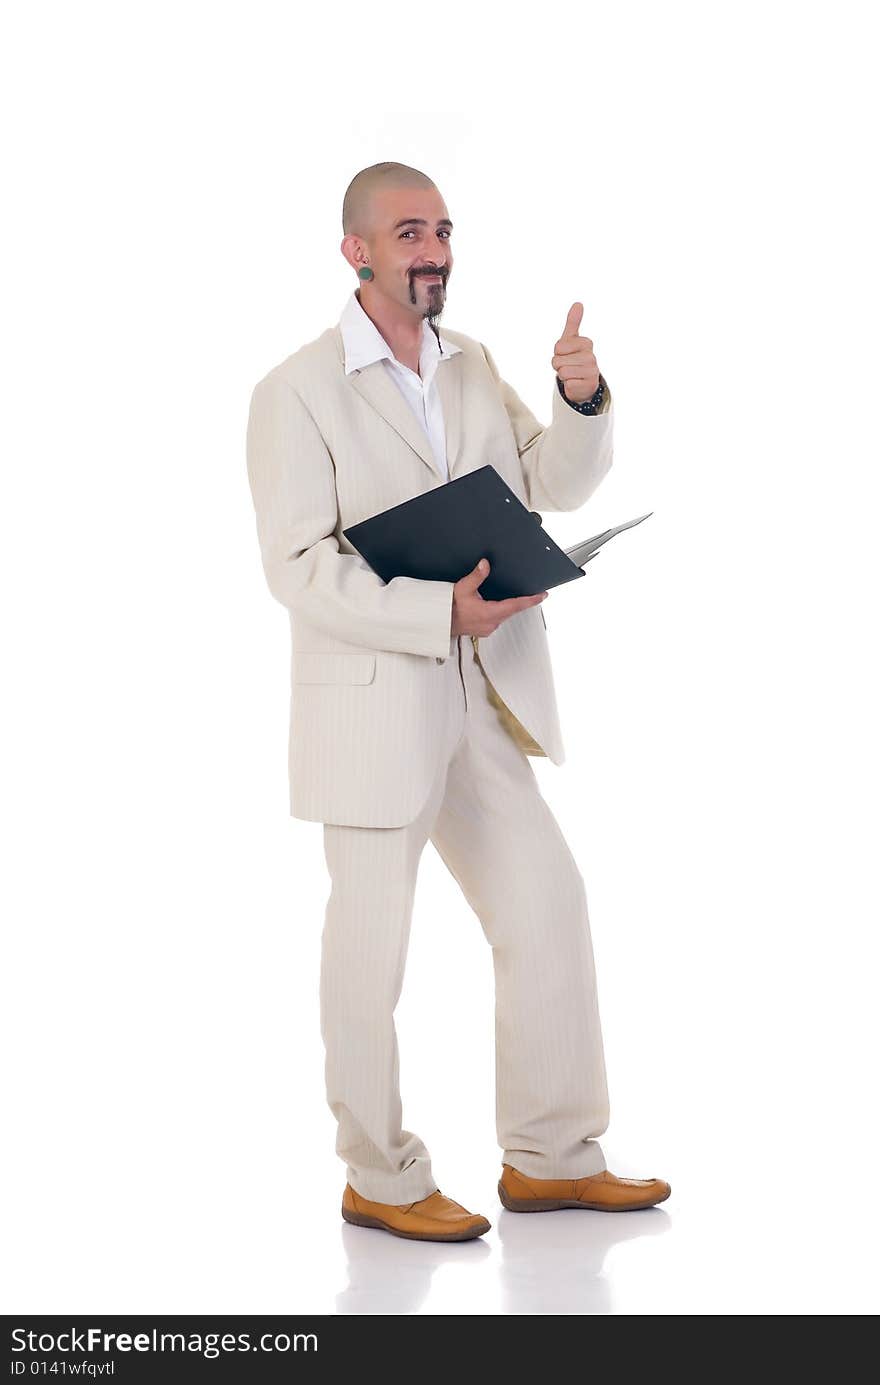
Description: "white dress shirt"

(339, 288), (462, 481)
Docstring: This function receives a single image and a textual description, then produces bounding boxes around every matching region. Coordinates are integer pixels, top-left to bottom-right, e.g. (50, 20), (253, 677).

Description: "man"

(246, 161), (670, 1243)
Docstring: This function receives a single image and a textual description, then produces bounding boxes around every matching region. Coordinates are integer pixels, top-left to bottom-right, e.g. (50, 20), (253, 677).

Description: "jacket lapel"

(335, 324), (463, 483)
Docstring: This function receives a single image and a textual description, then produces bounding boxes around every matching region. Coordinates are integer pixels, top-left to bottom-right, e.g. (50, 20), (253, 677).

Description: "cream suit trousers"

(319, 632), (610, 1204)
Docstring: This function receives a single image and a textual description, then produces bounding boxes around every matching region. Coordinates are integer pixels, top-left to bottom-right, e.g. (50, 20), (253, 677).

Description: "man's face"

(362, 186), (453, 327)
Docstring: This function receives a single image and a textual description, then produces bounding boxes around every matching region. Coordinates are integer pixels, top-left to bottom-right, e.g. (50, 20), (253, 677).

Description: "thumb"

(468, 557), (490, 588)
(562, 301), (584, 338)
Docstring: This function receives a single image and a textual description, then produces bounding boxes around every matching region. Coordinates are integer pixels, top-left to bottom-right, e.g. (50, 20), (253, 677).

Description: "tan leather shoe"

(498, 1163), (671, 1212)
(342, 1183), (491, 1241)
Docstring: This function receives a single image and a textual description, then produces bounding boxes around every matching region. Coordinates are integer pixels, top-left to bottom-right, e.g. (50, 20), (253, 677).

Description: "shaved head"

(342, 161), (437, 237)
(340, 164), (453, 338)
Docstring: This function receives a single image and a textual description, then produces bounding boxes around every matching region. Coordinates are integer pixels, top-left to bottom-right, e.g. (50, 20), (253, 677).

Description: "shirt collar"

(339, 288), (461, 376)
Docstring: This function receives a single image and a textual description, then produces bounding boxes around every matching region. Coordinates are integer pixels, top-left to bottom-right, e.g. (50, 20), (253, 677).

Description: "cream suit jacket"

(245, 320), (614, 828)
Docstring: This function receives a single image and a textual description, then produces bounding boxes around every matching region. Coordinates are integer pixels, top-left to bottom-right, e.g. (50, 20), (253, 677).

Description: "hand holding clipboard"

(344, 464), (652, 604)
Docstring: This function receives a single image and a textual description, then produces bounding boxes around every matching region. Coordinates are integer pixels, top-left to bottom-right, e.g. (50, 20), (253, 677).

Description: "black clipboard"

(343, 464), (652, 603)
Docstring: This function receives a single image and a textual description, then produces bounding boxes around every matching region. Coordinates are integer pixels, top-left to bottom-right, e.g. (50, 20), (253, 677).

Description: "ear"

(341, 233), (368, 274)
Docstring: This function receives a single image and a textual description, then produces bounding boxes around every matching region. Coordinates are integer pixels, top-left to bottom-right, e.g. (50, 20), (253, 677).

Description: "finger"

(552, 336), (593, 358)
(465, 557), (490, 589)
(555, 349), (597, 372)
(492, 592), (547, 618)
(555, 363), (599, 383)
(561, 301), (584, 339)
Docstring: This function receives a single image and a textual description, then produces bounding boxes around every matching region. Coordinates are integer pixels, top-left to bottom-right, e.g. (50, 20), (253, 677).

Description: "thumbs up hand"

(551, 302), (601, 404)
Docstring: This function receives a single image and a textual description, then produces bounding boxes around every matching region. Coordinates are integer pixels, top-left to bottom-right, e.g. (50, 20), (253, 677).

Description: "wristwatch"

(557, 371), (607, 415)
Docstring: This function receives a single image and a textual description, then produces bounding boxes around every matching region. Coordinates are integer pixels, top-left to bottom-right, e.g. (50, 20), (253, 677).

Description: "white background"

(2, 0), (878, 1316)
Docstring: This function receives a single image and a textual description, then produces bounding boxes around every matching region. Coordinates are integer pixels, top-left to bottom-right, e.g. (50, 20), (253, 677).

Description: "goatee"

(409, 273), (446, 342)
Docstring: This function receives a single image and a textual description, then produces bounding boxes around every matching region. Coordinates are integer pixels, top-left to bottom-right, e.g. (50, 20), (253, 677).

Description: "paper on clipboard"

(563, 512), (653, 569)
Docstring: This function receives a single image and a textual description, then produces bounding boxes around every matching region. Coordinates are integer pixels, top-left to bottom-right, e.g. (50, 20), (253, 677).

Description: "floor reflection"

(497, 1204), (671, 1315)
(335, 1222), (490, 1314)
(335, 1205), (670, 1315)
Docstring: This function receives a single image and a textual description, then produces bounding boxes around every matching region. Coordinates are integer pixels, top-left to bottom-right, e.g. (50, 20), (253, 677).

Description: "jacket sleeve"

(246, 370), (455, 659)
(480, 341), (614, 512)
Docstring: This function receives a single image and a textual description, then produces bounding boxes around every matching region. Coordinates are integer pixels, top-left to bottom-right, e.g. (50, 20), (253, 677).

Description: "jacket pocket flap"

(293, 652), (377, 685)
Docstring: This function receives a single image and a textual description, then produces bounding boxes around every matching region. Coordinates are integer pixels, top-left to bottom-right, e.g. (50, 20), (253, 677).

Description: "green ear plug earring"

(357, 265), (374, 281)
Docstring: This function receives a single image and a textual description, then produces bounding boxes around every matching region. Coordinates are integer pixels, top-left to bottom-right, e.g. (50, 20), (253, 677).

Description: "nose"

(416, 233), (451, 271)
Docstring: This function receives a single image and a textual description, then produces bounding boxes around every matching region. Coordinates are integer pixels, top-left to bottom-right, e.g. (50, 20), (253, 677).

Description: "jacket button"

(435, 656), (444, 664)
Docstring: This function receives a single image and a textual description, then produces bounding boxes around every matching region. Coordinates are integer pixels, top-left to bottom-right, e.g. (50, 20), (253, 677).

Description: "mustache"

(410, 268), (447, 280)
